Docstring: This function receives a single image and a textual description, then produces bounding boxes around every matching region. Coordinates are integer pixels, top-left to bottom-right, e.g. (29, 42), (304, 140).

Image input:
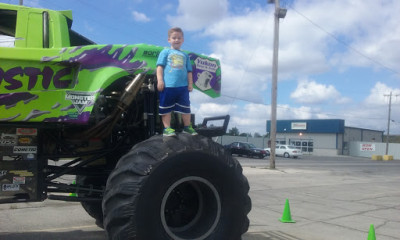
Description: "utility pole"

(384, 92), (399, 155)
(19, 0), (23, 5)
(268, 0), (287, 169)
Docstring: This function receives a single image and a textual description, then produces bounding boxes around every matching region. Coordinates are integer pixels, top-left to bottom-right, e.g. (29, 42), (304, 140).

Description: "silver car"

(265, 145), (302, 158)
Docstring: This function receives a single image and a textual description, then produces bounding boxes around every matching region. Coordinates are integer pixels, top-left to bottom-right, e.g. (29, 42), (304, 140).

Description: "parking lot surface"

(242, 155), (400, 240)
(0, 155), (399, 240)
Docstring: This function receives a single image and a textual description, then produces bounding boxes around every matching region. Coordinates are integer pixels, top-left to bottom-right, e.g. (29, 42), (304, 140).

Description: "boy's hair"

(168, 27), (184, 37)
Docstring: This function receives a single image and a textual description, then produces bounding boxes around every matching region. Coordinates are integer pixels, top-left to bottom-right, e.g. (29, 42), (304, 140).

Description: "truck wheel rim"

(161, 176), (221, 240)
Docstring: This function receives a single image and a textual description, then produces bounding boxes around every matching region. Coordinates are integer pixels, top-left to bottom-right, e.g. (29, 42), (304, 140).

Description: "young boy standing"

(156, 27), (197, 136)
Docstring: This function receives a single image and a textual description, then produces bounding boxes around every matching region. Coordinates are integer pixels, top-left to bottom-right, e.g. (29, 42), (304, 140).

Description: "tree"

(228, 127), (239, 136)
(254, 132), (262, 138)
(239, 133), (252, 137)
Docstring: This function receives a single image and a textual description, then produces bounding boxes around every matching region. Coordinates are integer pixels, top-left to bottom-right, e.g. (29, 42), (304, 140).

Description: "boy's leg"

(162, 113), (172, 128)
(159, 88), (176, 136)
(176, 87), (191, 127)
(182, 113), (197, 135)
(161, 113), (176, 136)
(182, 113), (191, 127)
(174, 87), (197, 135)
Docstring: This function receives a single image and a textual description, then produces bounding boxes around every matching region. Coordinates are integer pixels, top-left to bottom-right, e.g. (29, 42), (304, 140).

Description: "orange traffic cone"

(279, 199), (295, 223)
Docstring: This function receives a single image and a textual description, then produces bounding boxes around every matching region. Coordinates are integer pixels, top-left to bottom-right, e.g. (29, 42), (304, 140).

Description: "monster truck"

(0, 3), (251, 240)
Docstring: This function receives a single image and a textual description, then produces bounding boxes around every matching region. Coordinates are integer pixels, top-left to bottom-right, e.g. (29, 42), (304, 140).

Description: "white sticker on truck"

(2, 184), (20, 191)
(13, 146), (37, 154)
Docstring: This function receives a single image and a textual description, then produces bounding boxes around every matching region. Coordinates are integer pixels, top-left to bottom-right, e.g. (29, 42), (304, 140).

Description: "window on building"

(276, 138), (286, 145)
(308, 141), (313, 152)
(289, 139), (313, 153)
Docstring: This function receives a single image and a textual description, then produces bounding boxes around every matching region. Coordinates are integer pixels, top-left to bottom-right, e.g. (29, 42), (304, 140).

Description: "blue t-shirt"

(156, 48), (192, 88)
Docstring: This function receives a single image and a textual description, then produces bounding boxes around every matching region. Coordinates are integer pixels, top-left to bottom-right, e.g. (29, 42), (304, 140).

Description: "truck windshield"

(0, 9), (17, 47)
(66, 17), (95, 46)
(69, 29), (95, 46)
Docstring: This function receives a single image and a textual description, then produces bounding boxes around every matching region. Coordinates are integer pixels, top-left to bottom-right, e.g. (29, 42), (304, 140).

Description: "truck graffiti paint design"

(1, 45), (221, 123)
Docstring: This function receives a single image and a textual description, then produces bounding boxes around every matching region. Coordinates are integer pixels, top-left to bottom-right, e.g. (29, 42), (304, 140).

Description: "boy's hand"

(157, 81), (165, 92)
(188, 83), (193, 92)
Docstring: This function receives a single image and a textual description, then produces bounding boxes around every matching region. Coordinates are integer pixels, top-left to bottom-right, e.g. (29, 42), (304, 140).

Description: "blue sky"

(3, 0), (400, 135)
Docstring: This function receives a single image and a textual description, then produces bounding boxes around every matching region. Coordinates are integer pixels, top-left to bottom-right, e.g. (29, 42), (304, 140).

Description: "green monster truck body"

(0, 3), (250, 240)
(1, 43), (220, 122)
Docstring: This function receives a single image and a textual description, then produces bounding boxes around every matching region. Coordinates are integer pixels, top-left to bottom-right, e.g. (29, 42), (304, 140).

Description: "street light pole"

(268, 0), (286, 169)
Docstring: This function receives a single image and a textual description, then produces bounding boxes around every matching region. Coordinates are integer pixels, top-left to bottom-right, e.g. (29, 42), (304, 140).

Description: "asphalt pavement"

(0, 155), (399, 240)
(242, 155), (400, 240)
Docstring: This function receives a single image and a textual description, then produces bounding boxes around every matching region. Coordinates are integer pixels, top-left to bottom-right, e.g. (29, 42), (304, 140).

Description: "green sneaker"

(163, 127), (176, 137)
(183, 125), (198, 135)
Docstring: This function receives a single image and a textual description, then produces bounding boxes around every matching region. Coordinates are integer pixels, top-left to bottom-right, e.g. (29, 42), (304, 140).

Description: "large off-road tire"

(102, 134), (251, 240)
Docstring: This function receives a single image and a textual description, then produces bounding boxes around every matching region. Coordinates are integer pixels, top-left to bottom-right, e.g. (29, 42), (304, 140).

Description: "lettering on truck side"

(0, 66), (73, 91)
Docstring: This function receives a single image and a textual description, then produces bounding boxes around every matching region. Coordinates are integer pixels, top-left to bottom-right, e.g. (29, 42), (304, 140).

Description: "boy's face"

(168, 31), (184, 50)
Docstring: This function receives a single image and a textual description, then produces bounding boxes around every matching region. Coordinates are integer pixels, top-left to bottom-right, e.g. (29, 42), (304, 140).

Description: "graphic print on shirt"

(169, 53), (184, 71)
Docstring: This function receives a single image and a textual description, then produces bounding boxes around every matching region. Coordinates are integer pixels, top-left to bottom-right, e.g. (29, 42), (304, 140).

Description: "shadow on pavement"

(0, 230), (305, 240)
(0, 230), (107, 240)
(243, 231), (304, 240)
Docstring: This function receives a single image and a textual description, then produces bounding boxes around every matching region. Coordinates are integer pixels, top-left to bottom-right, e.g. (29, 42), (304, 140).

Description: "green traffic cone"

(367, 224), (376, 240)
(69, 180), (77, 197)
(279, 199), (295, 223)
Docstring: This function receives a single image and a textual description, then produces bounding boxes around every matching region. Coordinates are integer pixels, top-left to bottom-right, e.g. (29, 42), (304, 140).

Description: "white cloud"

(338, 82), (400, 133)
(166, 0), (228, 31)
(228, 103), (269, 134)
(195, 102), (234, 117)
(193, 101), (325, 135)
(132, 11), (151, 22)
(277, 105), (313, 120)
(290, 79), (350, 104)
(222, 103), (328, 135)
(364, 82), (400, 106)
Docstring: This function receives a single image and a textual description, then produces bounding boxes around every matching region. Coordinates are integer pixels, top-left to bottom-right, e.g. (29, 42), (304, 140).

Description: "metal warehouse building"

(266, 119), (384, 156)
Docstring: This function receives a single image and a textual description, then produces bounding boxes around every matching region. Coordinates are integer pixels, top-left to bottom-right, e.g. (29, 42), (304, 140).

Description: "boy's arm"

(187, 72), (193, 92)
(184, 52), (193, 92)
(157, 65), (165, 91)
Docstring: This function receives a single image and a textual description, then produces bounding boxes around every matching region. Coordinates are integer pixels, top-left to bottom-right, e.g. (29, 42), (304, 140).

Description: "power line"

(287, 5), (400, 76)
(219, 94), (390, 122)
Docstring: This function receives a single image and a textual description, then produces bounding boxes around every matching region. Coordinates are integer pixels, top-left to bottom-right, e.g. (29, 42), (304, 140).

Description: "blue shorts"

(159, 86), (191, 115)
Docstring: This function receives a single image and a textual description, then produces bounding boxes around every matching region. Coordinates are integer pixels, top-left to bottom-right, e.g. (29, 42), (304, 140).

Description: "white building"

(266, 119), (384, 156)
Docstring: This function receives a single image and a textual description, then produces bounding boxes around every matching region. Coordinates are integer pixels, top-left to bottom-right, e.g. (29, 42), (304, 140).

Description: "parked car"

(225, 142), (268, 159)
(264, 145), (302, 158)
